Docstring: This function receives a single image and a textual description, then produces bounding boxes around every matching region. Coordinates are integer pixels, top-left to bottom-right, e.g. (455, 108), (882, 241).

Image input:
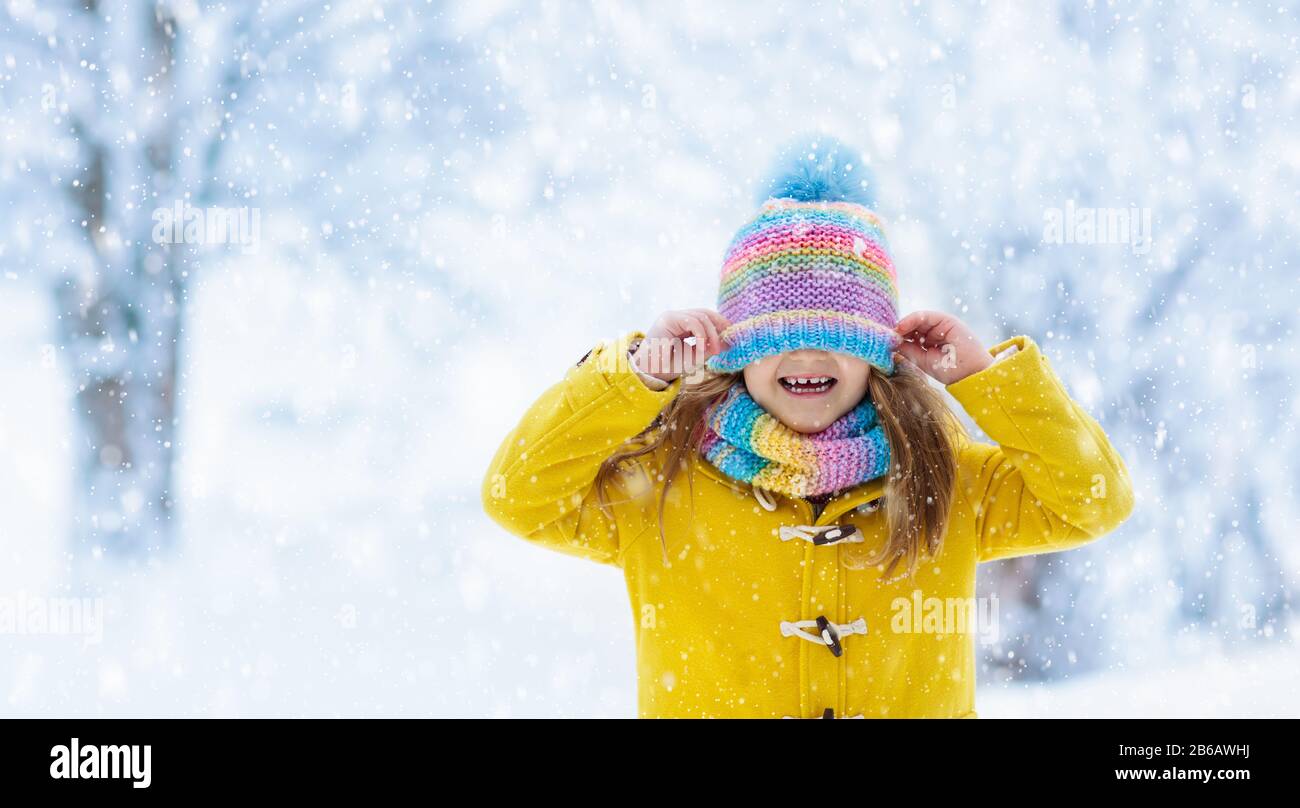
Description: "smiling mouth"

(778, 375), (837, 396)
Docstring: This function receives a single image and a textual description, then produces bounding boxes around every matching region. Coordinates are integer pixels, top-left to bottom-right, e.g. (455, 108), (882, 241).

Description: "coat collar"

(688, 451), (886, 525)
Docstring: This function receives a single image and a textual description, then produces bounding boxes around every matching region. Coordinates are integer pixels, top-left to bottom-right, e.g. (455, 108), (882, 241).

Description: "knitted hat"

(705, 136), (901, 376)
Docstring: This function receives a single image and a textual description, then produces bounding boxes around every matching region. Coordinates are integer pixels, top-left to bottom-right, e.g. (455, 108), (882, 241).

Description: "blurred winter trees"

(1, 0), (1294, 684)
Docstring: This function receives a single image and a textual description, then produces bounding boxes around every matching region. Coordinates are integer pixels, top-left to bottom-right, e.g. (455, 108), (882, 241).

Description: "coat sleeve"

(480, 330), (683, 566)
(944, 335), (1135, 563)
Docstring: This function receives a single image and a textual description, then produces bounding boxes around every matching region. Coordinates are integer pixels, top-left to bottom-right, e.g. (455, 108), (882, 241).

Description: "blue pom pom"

(757, 134), (876, 208)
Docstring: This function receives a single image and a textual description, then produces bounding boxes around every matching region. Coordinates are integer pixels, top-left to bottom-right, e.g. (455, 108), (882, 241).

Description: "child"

(482, 136), (1135, 718)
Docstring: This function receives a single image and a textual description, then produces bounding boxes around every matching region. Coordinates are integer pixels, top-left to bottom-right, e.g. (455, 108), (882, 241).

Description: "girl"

(482, 136), (1135, 719)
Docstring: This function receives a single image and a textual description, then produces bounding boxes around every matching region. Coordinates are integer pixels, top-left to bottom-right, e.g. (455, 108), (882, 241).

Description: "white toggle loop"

(778, 525), (865, 545)
(779, 618), (868, 646)
(753, 487), (778, 512)
(778, 525), (819, 543)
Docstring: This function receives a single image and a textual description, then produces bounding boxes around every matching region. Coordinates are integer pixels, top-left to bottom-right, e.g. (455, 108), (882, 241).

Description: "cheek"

(742, 371), (777, 407)
(743, 366), (776, 393)
(836, 367), (871, 403)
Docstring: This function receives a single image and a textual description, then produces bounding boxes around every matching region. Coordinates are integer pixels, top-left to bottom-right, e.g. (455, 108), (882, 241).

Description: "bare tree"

(4, 0), (258, 555)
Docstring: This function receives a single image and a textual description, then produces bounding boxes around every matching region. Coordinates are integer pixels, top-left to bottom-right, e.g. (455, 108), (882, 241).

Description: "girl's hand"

(632, 308), (731, 383)
(894, 310), (993, 385)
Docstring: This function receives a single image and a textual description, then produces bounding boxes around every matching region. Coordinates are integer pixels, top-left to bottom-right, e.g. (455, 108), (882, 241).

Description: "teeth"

(782, 376), (833, 394)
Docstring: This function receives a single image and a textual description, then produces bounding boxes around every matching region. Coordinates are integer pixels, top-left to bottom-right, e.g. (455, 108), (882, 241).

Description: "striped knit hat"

(705, 136), (901, 376)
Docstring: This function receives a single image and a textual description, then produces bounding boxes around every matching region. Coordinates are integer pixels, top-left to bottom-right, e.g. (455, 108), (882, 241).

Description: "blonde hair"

(594, 362), (964, 580)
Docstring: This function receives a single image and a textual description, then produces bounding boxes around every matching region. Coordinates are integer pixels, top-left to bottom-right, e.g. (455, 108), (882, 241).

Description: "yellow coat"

(482, 331), (1135, 718)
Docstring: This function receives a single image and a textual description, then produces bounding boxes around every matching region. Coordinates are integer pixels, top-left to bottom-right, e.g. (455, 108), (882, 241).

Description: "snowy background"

(1, 0), (1297, 716)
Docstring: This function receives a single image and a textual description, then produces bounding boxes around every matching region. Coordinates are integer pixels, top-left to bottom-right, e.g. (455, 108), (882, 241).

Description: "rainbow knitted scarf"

(698, 382), (891, 499)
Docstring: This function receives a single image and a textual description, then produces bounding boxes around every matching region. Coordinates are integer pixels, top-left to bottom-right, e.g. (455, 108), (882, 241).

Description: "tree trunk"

(60, 0), (182, 556)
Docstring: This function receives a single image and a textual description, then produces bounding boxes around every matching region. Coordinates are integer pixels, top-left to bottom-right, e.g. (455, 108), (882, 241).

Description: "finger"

(895, 341), (932, 367)
(676, 314), (711, 366)
(665, 311), (699, 340)
(896, 324), (939, 348)
(702, 313), (733, 350)
(898, 312), (956, 347)
(673, 312), (707, 343)
(686, 309), (722, 355)
(699, 309), (733, 343)
(895, 310), (943, 337)
(896, 311), (956, 346)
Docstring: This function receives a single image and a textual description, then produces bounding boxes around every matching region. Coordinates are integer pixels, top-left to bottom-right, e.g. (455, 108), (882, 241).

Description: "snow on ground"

(979, 640), (1300, 718)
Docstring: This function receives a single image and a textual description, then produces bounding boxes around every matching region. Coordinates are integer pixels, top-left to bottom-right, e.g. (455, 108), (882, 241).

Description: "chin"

(788, 423), (825, 435)
(783, 410), (836, 433)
